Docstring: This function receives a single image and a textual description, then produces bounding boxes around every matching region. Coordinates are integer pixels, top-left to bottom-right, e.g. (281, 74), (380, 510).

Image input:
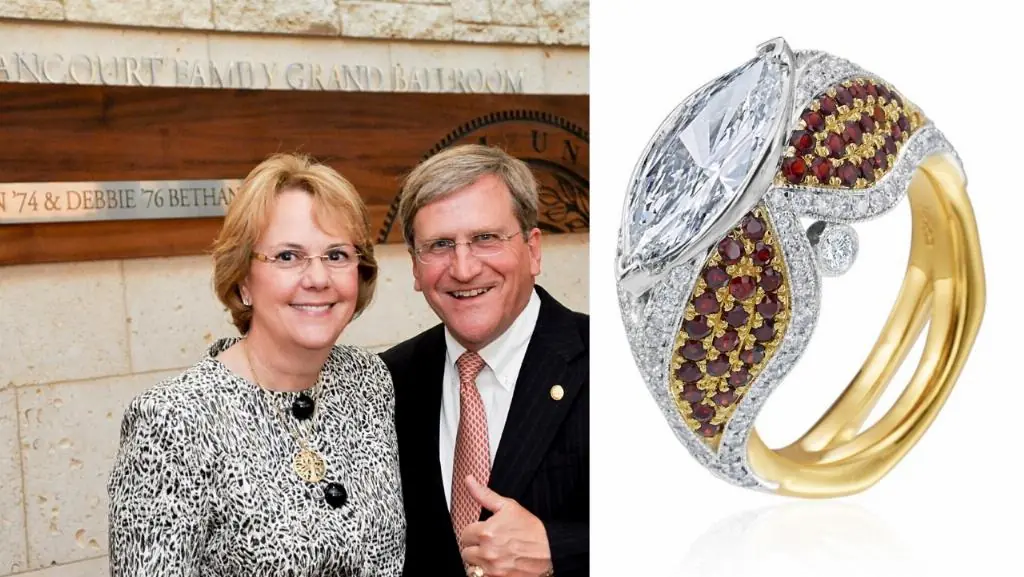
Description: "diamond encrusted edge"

(618, 258), (719, 471)
(792, 51), (863, 119)
(779, 124), (958, 222)
(793, 50), (826, 72)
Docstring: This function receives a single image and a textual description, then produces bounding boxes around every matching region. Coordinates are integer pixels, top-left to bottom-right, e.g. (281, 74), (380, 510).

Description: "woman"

(107, 153), (405, 575)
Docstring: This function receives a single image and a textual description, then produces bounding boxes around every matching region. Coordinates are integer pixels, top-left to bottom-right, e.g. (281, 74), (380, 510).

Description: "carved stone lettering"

(1, 50), (531, 93)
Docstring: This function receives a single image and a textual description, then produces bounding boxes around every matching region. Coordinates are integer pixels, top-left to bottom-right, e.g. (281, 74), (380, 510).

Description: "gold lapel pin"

(550, 385), (564, 401)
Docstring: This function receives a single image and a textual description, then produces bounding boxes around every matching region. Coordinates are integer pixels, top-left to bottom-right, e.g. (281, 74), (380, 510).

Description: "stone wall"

(0, 233), (589, 576)
(0, 17), (588, 94)
(0, 0), (589, 46)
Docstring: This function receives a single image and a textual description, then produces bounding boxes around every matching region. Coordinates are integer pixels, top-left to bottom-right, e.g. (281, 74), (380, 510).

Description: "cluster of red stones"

(778, 78), (923, 189)
(671, 206), (790, 447)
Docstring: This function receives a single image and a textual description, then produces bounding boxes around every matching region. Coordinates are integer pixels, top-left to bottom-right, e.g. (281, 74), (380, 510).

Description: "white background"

(590, 1), (1020, 576)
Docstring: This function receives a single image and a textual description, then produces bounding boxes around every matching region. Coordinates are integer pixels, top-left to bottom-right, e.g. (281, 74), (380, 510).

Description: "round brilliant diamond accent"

(809, 221), (859, 276)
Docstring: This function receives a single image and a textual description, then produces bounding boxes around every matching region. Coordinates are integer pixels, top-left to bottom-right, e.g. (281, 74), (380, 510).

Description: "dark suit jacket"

(380, 285), (589, 577)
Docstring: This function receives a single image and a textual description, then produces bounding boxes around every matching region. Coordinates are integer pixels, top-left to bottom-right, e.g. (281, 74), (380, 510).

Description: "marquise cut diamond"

(620, 53), (788, 283)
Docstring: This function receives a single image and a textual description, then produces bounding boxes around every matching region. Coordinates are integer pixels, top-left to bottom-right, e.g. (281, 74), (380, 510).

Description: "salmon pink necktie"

(450, 351), (489, 545)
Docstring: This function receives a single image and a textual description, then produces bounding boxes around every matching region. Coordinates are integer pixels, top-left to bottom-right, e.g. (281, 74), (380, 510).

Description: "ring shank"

(747, 153), (986, 497)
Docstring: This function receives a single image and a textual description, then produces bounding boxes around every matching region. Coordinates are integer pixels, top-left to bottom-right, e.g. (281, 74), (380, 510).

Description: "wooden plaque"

(0, 83), (588, 265)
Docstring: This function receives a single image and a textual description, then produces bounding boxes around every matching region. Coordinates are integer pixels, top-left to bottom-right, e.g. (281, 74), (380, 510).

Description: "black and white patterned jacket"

(107, 338), (406, 576)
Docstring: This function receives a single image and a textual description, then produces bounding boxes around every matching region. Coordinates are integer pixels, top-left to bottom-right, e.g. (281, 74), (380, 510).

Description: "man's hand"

(458, 475), (553, 577)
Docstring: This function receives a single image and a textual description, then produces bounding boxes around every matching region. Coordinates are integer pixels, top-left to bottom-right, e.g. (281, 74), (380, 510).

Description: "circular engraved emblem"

(293, 448), (327, 483)
(377, 110), (589, 243)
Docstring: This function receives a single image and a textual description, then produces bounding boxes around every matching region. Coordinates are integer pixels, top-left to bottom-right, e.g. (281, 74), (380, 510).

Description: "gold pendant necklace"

(244, 340), (327, 483)
(293, 444), (327, 483)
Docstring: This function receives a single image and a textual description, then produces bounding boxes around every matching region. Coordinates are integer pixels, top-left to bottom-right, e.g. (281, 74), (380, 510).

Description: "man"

(380, 144), (589, 577)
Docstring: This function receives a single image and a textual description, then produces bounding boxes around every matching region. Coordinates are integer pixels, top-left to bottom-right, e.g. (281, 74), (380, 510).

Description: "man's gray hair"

(398, 144), (539, 246)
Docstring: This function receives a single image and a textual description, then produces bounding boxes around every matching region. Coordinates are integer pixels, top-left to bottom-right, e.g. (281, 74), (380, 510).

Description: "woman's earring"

(242, 293), (252, 307)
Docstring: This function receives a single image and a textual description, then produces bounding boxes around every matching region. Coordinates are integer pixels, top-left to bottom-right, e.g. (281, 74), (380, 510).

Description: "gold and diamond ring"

(615, 37), (985, 497)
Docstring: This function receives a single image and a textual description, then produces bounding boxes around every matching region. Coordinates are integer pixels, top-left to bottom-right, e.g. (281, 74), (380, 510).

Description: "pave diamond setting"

(616, 39), (964, 491)
(617, 40), (794, 295)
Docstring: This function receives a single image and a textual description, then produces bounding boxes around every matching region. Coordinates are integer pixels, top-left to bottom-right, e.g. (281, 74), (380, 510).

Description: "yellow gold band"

(747, 153), (985, 497)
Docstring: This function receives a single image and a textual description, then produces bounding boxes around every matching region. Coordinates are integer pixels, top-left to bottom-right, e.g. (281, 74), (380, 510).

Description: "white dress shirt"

(439, 288), (541, 509)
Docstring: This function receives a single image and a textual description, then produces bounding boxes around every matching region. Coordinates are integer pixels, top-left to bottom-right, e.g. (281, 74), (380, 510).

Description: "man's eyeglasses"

(252, 246), (361, 271)
(413, 231), (522, 265)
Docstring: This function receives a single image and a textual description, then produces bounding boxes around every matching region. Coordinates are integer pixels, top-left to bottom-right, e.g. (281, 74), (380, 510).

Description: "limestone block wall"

(0, 15), (588, 94)
(0, 233), (588, 576)
(0, 0), (589, 46)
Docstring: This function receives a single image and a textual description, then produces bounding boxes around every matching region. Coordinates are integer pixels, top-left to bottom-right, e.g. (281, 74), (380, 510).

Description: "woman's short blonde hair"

(212, 153), (378, 334)
(398, 144), (539, 246)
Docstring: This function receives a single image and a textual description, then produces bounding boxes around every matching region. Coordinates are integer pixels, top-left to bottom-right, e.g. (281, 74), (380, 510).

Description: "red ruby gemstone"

(884, 135), (897, 155)
(692, 403), (716, 422)
(714, 330), (740, 353)
(713, 390), (736, 407)
(704, 266), (730, 289)
(760, 268), (782, 292)
(753, 321), (775, 342)
(706, 357), (730, 376)
(757, 293), (781, 319)
(872, 149), (888, 171)
(891, 123), (903, 141)
(718, 237), (744, 264)
(849, 83), (866, 100)
(680, 340), (707, 361)
(694, 291), (719, 315)
(741, 214), (767, 241)
(740, 344), (765, 365)
(865, 83), (878, 98)
(834, 86), (853, 106)
(724, 306), (749, 327)
(782, 156), (807, 184)
(728, 368), (751, 387)
(860, 159), (875, 183)
(681, 383), (705, 403)
(837, 162), (860, 187)
(842, 122), (863, 146)
(790, 130), (815, 155)
(802, 110), (825, 132)
(873, 105), (886, 123)
(819, 96), (837, 115)
(676, 362), (703, 382)
(685, 316), (712, 339)
(811, 157), (832, 183)
(752, 241), (773, 266)
(859, 113), (876, 134)
(876, 84), (892, 101)
(699, 422), (721, 438)
(898, 114), (910, 132)
(729, 276), (757, 301)
(825, 133), (845, 158)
